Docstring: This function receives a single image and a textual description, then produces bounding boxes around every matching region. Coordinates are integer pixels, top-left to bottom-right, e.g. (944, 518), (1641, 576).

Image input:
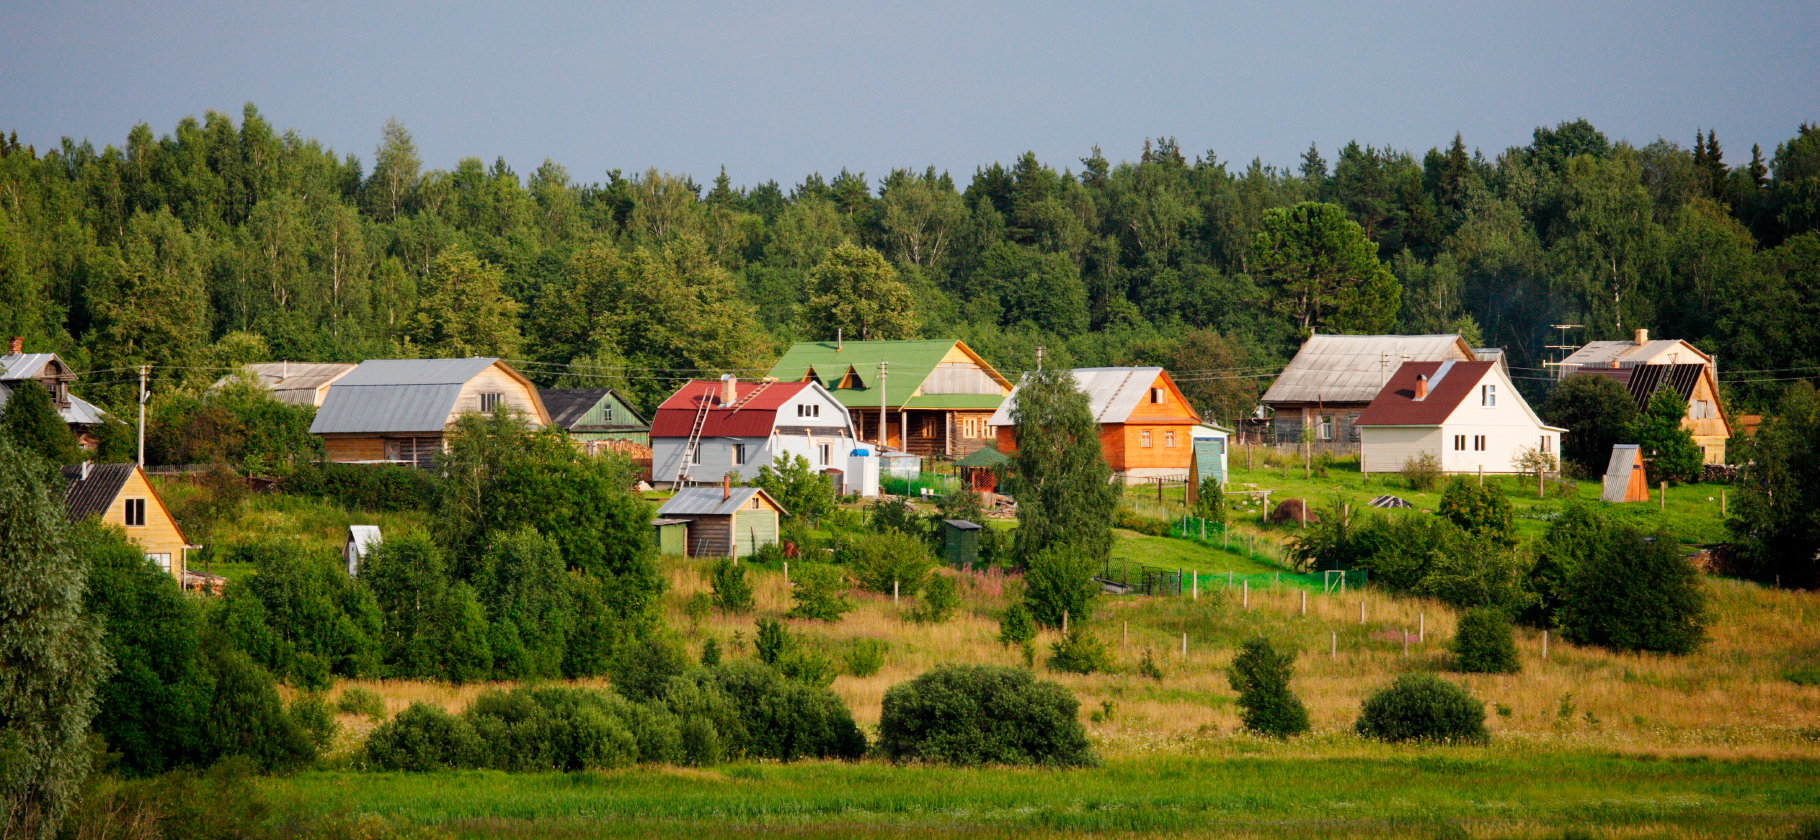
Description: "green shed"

(654, 486), (788, 558)
(540, 388), (651, 445)
(942, 519), (982, 568)
(652, 518), (689, 557)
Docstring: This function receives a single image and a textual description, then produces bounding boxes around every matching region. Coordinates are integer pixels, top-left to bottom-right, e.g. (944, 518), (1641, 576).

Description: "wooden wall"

(107, 468), (188, 581)
(451, 363), (547, 425)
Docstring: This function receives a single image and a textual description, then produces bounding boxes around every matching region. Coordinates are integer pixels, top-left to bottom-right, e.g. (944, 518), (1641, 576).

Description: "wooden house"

(1602, 445), (1650, 503)
(650, 376), (866, 492)
(209, 362), (356, 406)
(765, 339), (1012, 458)
(2, 338), (110, 449)
(539, 388), (650, 446)
(1556, 329), (1714, 378)
(987, 367), (1202, 483)
(1576, 362), (1732, 465)
(1356, 360), (1565, 475)
(654, 484), (786, 558)
(61, 463), (193, 582)
(308, 358), (551, 468)
(1261, 334), (1478, 444)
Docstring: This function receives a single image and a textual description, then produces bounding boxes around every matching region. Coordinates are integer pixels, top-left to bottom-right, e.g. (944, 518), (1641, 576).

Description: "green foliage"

(1355, 674), (1489, 745)
(1438, 477), (1514, 542)
(283, 461), (438, 512)
(1561, 526), (1707, 654)
(785, 563), (853, 621)
(1252, 202), (1402, 334)
(842, 530), (935, 596)
(404, 249), (522, 358)
(1193, 475), (1226, 523)
(909, 574), (959, 623)
(698, 638), (721, 667)
(754, 618), (790, 666)
(288, 693), (339, 753)
(1294, 511), (1527, 611)
(1047, 625), (1111, 675)
(1542, 373), (1639, 473)
(1022, 544), (1098, 629)
(705, 660), (867, 761)
(0, 379), (78, 467)
(842, 639), (887, 677)
(472, 527), (571, 681)
(804, 242), (919, 341)
(145, 380), (321, 474)
(754, 454), (835, 524)
(1401, 451), (1441, 492)
(868, 496), (924, 539)
(1413, 531), (1534, 613)
(877, 665), (1094, 767)
(1629, 387), (1704, 485)
(217, 535), (383, 683)
(0, 438), (106, 836)
(1008, 368), (1116, 567)
(363, 703), (483, 771)
(1227, 637), (1310, 738)
(1452, 608), (1522, 673)
(1137, 647), (1164, 681)
(202, 647), (317, 771)
(1727, 383), (1820, 587)
(336, 687), (387, 721)
(998, 603), (1037, 649)
(610, 635), (691, 702)
(1527, 503), (1611, 626)
(707, 558), (754, 613)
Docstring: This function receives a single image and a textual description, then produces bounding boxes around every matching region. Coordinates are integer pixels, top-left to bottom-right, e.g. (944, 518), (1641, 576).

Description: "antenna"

(1544, 324), (1584, 378)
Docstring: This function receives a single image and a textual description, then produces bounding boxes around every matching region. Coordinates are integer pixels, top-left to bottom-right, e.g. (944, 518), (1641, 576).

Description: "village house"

(2, 338), (110, 449)
(539, 388), (650, 447)
(1559, 330), (1731, 464)
(987, 367), (1203, 483)
(210, 362), (356, 406)
(654, 483), (786, 558)
(1355, 360), (1565, 475)
(765, 339), (1012, 458)
(650, 375), (870, 494)
(1260, 334), (1479, 445)
(61, 462), (194, 583)
(308, 358), (551, 467)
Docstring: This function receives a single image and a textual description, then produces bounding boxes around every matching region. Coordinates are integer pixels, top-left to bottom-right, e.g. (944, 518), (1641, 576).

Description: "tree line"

(2, 110), (1817, 426)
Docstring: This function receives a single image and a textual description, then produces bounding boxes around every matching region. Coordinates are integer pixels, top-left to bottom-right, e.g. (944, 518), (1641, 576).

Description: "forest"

(1, 106), (1818, 426)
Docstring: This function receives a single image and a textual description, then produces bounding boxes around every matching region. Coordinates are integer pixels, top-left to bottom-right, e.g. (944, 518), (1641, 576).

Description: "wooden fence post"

(1300, 590), (1306, 616)
(1660, 481), (1667, 511)
(1330, 630), (1337, 658)
(1542, 630), (1549, 660)
(1419, 612), (1425, 643)
(1243, 579), (1249, 609)
(1359, 600), (1365, 624)
(1181, 632), (1188, 657)
(1063, 610), (1069, 632)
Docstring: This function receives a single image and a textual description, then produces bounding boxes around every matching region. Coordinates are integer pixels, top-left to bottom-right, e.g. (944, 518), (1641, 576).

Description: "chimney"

(80, 461), (92, 480)
(719, 373), (737, 405)
(1414, 374), (1428, 401)
(7, 336), (20, 354)
(722, 473), (731, 501)
(1634, 328), (1648, 346)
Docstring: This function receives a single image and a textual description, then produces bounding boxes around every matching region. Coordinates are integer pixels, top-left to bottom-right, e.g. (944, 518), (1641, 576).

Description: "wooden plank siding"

(109, 468), (190, 582)
(450, 364), (546, 425)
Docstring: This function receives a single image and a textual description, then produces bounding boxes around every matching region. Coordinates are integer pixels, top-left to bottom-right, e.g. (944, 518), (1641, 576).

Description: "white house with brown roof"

(1356, 360), (1565, 475)
(1261, 334), (1478, 444)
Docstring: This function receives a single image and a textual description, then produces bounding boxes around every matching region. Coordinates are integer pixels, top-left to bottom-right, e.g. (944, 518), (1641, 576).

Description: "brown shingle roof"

(1354, 361), (1497, 426)
(60, 463), (135, 522)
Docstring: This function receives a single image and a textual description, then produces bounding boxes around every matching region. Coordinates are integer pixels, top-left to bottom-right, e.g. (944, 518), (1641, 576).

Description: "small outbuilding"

(652, 518), (689, 556)
(1602, 444), (1650, 503)
(654, 484), (787, 559)
(953, 445), (1006, 492)
(344, 525), (382, 576)
(942, 519), (982, 568)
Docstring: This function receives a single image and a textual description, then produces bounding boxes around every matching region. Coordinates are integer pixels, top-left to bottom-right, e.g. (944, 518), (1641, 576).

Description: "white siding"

(653, 382), (859, 487)
(1360, 427), (1445, 473)
(1437, 367), (1562, 474)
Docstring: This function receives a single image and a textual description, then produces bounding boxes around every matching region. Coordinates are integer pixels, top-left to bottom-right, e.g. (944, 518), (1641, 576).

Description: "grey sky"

(3, 0), (1816, 188)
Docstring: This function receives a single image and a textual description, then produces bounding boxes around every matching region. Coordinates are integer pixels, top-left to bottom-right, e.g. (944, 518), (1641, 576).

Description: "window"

(479, 392), (503, 413)
(147, 553), (171, 573)
(603, 407), (614, 422)
(1454, 434), (1466, 451)
(1320, 415), (1334, 441)
(1541, 435), (1552, 453)
(732, 444), (746, 465)
(1692, 400), (1710, 419)
(1481, 384), (1495, 407)
(819, 443), (831, 464)
(1473, 435), (1486, 452)
(124, 498), (146, 527)
(690, 446), (702, 465)
(921, 417), (938, 438)
(1141, 430), (1153, 448)
(797, 404), (820, 418)
(1149, 387), (1164, 404)
(751, 498), (760, 510)
(1164, 430), (1176, 448)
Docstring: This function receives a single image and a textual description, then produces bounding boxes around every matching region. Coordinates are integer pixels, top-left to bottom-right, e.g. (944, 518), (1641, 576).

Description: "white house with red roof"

(651, 375), (865, 492)
(1356, 360), (1565, 475)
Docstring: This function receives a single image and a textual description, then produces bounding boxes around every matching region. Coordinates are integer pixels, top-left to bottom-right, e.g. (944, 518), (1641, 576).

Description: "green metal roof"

(766, 340), (1009, 411)
(953, 446), (1008, 468)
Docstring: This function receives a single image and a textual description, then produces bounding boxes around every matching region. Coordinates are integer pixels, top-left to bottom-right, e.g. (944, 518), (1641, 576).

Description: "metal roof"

(309, 358), (506, 435)
(540, 388), (648, 431)
(1354, 361), (1496, 426)
(0, 385), (108, 426)
(765, 340), (1011, 410)
(1602, 445), (1642, 503)
(655, 486), (785, 517)
(345, 525), (383, 559)
(986, 367), (1197, 427)
(1261, 334), (1476, 405)
(211, 362), (356, 405)
(0, 353), (68, 381)
(334, 358), (499, 386)
(1560, 339), (1711, 373)
(650, 380), (817, 438)
(1580, 364), (1712, 412)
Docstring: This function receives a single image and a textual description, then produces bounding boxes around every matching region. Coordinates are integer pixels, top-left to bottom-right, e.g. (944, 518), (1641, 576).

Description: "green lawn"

(266, 752), (1820, 839)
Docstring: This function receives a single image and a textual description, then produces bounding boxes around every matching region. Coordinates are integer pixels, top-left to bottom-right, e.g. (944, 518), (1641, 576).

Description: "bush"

(775, 647), (838, 687)
(1560, 527), (1707, 654)
(611, 635), (691, 701)
(1137, 647), (1164, 681)
(1438, 477), (1513, 541)
(706, 660), (867, 761)
(998, 603), (1037, 648)
(284, 461), (437, 511)
(909, 574), (958, 623)
(755, 454), (836, 524)
(289, 692), (339, 752)
(785, 563), (853, 621)
(1402, 451), (1441, 491)
(1193, 476), (1226, 524)
(1227, 637), (1309, 738)
(1113, 507), (1170, 536)
(755, 617), (791, 665)
(1452, 608), (1521, 673)
(877, 665), (1094, 767)
(708, 558), (754, 614)
(1355, 674), (1488, 744)
(336, 687), (387, 720)
(365, 703), (483, 771)
(842, 639), (887, 677)
(1023, 544), (1098, 629)
(842, 530), (935, 596)
(1048, 625), (1111, 675)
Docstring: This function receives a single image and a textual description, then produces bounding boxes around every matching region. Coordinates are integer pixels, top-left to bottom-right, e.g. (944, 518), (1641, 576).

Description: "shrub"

(706, 660), (867, 761)
(284, 461), (437, 511)
(1560, 527), (1707, 654)
(755, 617), (791, 665)
(699, 638), (721, 667)
(336, 687), (387, 720)
(785, 563), (853, 621)
(1355, 674), (1488, 744)
(611, 635), (692, 701)
(843, 639), (887, 677)
(289, 692), (339, 752)
(364, 703), (482, 771)
(1048, 625), (1111, 675)
(1452, 608), (1521, 673)
(1113, 506), (1170, 536)
(708, 558), (754, 614)
(1414, 530), (1534, 613)
(1193, 476), (1226, 524)
(1526, 503), (1610, 627)
(998, 603), (1037, 648)
(1023, 544), (1098, 628)
(877, 665), (1095, 767)
(1137, 647), (1164, 681)
(842, 530), (935, 596)
(869, 497), (924, 538)
(755, 454), (836, 524)
(776, 647), (838, 687)
(909, 574), (958, 623)
(1227, 637), (1309, 738)
(1402, 451), (1441, 491)
(1438, 477), (1513, 542)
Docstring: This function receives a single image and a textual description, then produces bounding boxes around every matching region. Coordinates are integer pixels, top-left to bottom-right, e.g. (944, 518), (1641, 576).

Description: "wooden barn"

(61, 463), (194, 582)
(3, 339), (111, 449)
(308, 358), (551, 467)
(765, 339), (1013, 458)
(654, 484), (786, 559)
(540, 388), (650, 446)
(1602, 444), (1650, 503)
(987, 367), (1202, 483)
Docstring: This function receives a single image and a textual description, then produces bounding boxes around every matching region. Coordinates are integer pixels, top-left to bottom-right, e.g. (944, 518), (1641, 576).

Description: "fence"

(1094, 513), (1370, 596)
(880, 473), (962, 498)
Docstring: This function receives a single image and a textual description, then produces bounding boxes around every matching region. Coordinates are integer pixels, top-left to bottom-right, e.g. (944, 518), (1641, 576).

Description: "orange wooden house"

(987, 367), (1201, 483)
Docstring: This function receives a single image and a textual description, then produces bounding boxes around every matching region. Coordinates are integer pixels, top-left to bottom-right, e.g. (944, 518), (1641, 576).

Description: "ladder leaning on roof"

(674, 383), (718, 486)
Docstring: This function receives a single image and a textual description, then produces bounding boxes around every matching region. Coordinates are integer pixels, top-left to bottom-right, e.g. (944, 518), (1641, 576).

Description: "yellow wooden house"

(62, 463), (194, 582)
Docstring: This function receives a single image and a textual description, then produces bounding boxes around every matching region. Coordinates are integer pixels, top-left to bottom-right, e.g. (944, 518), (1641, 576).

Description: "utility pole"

(1035, 347), (1044, 371)
(877, 361), (888, 449)
(136, 364), (148, 467)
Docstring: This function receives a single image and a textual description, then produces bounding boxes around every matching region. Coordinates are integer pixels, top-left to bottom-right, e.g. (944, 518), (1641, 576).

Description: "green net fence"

(1096, 515), (1368, 596)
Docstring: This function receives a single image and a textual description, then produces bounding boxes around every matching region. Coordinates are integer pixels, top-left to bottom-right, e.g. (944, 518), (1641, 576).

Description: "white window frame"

(1473, 434), (1486, 452)
(1320, 415), (1334, 441)
(1482, 384), (1495, 407)
(690, 445), (702, 465)
(819, 443), (831, 464)
(1164, 430), (1176, 448)
(1140, 430), (1153, 448)
(1150, 387), (1163, 404)
(146, 553), (171, 573)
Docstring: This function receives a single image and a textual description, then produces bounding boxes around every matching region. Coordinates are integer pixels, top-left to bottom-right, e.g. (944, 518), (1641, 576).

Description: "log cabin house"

(308, 358), (551, 467)
(2, 338), (110, 449)
(987, 367), (1203, 483)
(765, 339), (1012, 459)
(61, 463), (194, 583)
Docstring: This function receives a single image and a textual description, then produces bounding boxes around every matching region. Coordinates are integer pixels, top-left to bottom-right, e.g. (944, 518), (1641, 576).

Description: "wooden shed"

(942, 519), (982, 568)
(654, 485), (787, 559)
(652, 518), (689, 557)
(1602, 444), (1650, 503)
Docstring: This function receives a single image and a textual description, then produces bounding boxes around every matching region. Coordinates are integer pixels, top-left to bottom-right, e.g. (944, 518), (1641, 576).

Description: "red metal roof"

(1354, 361), (1497, 426)
(650, 380), (814, 438)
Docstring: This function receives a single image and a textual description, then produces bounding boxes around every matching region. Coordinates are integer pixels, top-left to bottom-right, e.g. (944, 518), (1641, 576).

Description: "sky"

(2, 0), (1816, 189)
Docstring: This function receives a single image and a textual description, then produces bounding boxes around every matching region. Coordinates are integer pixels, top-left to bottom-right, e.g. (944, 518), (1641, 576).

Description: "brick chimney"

(1634, 328), (1648, 346)
(719, 374), (737, 405)
(1414, 374), (1428, 401)
(7, 336), (20, 354)
(722, 473), (731, 501)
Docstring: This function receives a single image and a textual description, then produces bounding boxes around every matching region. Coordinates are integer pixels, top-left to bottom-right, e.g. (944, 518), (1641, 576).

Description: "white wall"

(1361, 366), (1561, 475)
(1360, 426), (1445, 473)
(653, 382), (859, 487)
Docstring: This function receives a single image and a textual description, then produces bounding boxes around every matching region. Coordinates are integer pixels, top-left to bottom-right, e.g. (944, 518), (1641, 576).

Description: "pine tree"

(1630, 387), (1704, 485)
(1749, 144), (1769, 188)
(1299, 142), (1328, 184)
(1227, 637), (1310, 738)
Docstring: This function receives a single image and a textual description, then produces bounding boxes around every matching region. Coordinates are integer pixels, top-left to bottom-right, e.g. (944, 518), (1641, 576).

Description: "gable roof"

(0, 353), (74, 382)
(345, 525), (383, 559)
(1602, 445), (1644, 503)
(309, 358), (544, 435)
(1581, 363), (1707, 410)
(1262, 334), (1477, 405)
(656, 486), (787, 517)
(649, 380), (818, 438)
(986, 367), (1199, 427)
(0, 384), (108, 426)
(765, 340), (1011, 410)
(212, 362), (356, 405)
(61, 463), (136, 522)
(1561, 338), (1711, 373)
(539, 388), (649, 431)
